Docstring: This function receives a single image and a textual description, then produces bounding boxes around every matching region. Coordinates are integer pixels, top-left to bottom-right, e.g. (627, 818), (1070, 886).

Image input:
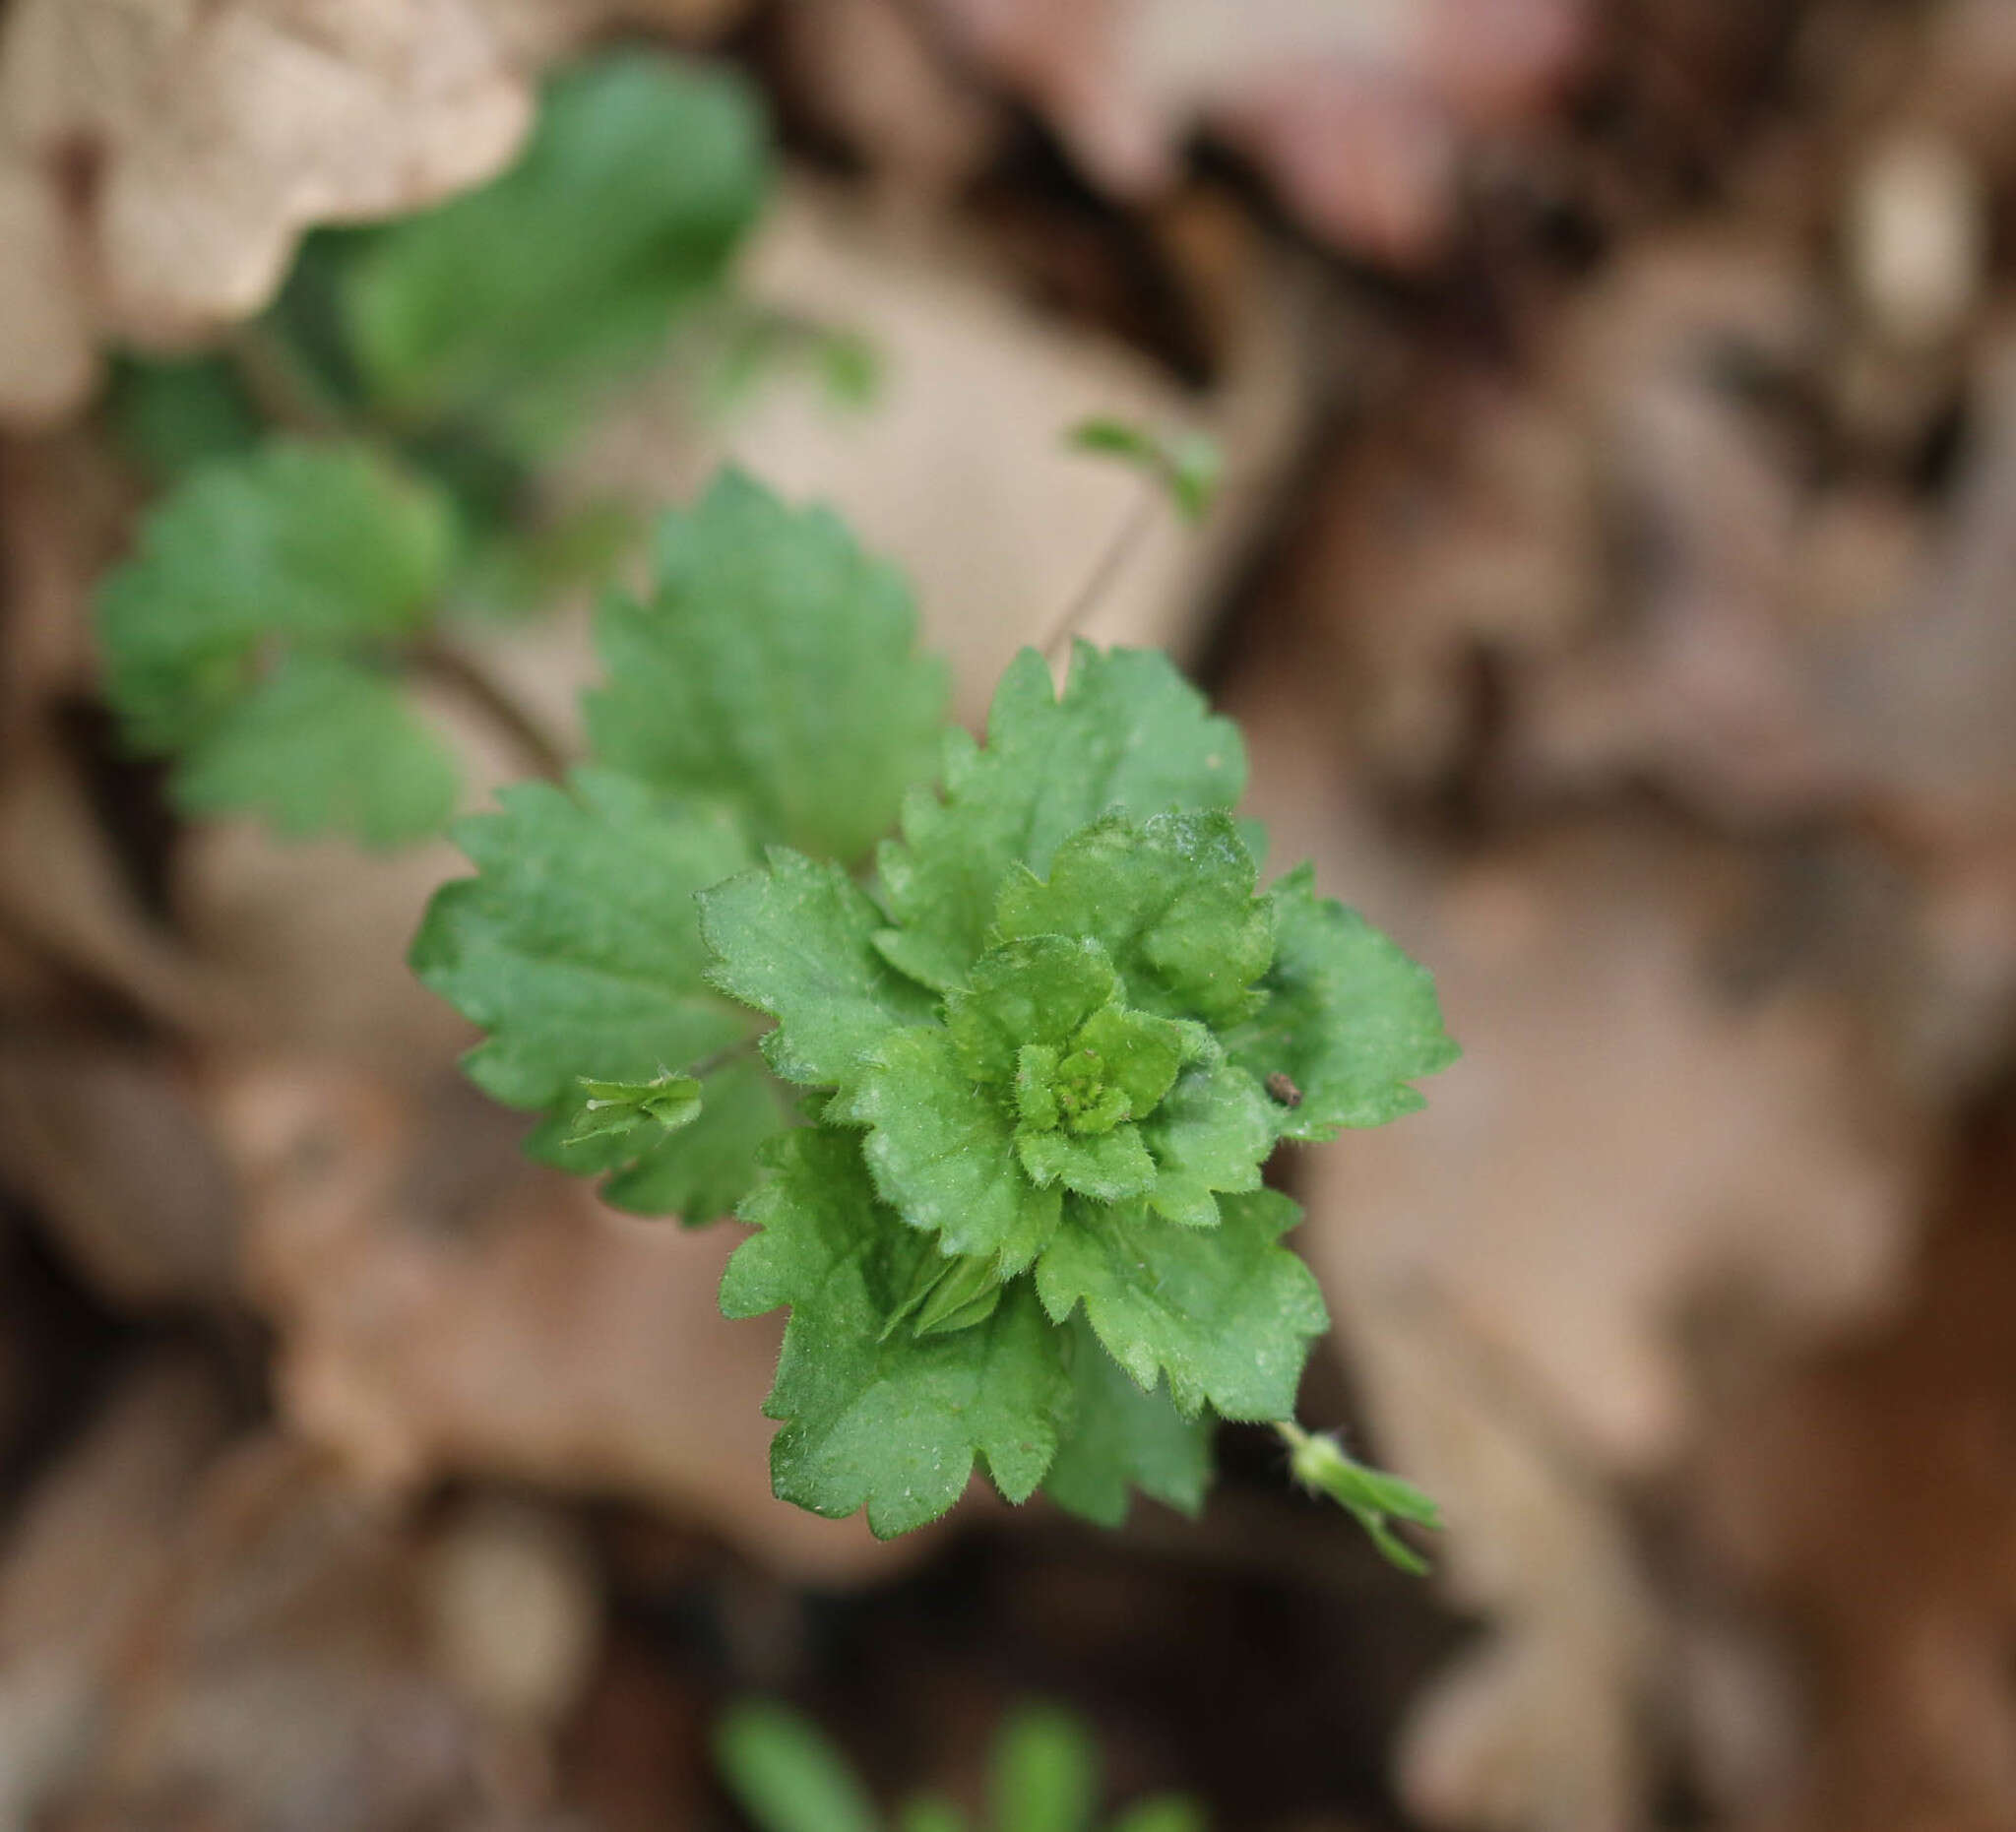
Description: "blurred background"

(3, 1), (2016, 1828)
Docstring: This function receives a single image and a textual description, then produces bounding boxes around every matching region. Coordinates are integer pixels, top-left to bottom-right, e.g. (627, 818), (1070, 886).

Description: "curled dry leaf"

(915, 0), (1588, 264)
(0, 0), (536, 423)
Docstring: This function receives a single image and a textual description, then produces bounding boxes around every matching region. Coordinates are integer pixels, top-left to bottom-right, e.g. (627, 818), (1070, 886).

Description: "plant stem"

(411, 636), (568, 783)
(1040, 483), (1160, 663)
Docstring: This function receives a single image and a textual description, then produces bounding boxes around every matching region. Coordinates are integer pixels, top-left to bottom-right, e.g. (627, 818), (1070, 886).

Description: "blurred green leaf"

(1279, 1422), (1441, 1575)
(95, 441), (459, 846)
(346, 53), (767, 451)
(991, 1705), (1100, 1832)
(1068, 418), (1223, 524)
(591, 469), (948, 863)
(715, 1702), (882, 1832)
(105, 355), (262, 481)
(175, 652), (457, 849)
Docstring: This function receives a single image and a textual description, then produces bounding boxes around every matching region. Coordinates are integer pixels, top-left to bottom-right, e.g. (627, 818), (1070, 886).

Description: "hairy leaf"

(700, 846), (938, 1088)
(1035, 1190), (1328, 1420)
(994, 811), (1273, 1027)
(739, 1133), (1073, 1537)
(593, 471), (949, 862)
(834, 1029), (1062, 1272)
(1226, 864), (1458, 1141)
(1042, 1317), (1212, 1528)
(410, 769), (782, 1218)
(875, 645), (1245, 991)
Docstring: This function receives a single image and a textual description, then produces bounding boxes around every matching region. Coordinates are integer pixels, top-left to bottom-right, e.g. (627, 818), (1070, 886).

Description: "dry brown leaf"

(0, 735), (225, 1032)
(1695, 1119), (2016, 1832)
(0, 1042), (239, 1311)
(559, 179), (1316, 716)
(210, 1056), (919, 1583)
(915, 0), (1588, 264)
(0, 0), (536, 422)
(1228, 651), (1928, 1831)
(0, 430), (142, 726)
(0, 1355), (235, 1826)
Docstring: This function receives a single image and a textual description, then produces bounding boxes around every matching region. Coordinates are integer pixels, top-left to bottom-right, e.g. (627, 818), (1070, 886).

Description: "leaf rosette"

(414, 473), (1458, 1548)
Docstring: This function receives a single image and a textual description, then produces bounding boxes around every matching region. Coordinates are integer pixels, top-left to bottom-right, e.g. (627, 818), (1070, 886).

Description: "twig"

(411, 637), (569, 784)
(1039, 483), (1161, 664)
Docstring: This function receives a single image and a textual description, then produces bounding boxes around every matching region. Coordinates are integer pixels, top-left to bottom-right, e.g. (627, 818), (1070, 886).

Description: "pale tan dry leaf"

(0, 735), (226, 1033)
(211, 1057), (918, 1583)
(0, 166), (95, 430)
(0, 0), (536, 421)
(1228, 654), (1928, 1832)
(1696, 1123), (2016, 1832)
(915, 0), (1588, 264)
(62, 1435), (511, 1829)
(0, 430), (142, 726)
(0, 1355), (235, 1827)
(0, 1042), (240, 1311)
(558, 179), (1316, 716)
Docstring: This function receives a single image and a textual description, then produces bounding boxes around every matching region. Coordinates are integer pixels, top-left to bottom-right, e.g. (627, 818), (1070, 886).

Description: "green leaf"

(1068, 416), (1223, 524)
(700, 847), (938, 1089)
(1042, 1317), (1211, 1528)
(175, 653), (458, 848)
(876, 645), (1246, 991)
(410, 769), (783, 1218)
(746, 1135), (1074, 1537)
(714, 1702), (881, 1832)
(945, 936), (1118, 1085)
(1226, 864), (1459, 1142)
(994, 812), (1273, 1028)
(1279, 1422), (1441, 1575)
(106, 354), (262, 482)
(991, 1705), (1099, 1832)
(1017, 1123), (1157, 1203)
(1106, 1799), (1207, 1832)
(1035, 1190), (1328, 1421)
(561, 1071), (703, 1146)
(1135, 1063), (1275, 1230)
(345, 53), (766, 448)
(900, 1798), (969, 1832)
(97, 441), (454, 750)
(833, 1029), (1062, 1273)
(591, 470), (949, 862)
(559, 1056), (779, 1223)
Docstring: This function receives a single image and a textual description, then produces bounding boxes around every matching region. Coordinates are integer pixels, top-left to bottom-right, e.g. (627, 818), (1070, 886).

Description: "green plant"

(715, 1698), (1205, 1832)
(94, 50), (772, 847)
(410, 468), (1456, 1556)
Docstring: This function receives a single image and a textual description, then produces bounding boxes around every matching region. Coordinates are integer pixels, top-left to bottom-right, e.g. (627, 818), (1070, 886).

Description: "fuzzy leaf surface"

(700, 847), (938, 1088)
(410, 769), (781, 1218)
(875, 645), (1245, 991)
(1042, 1316), (1212, 1528)
(835, 1030), (1061, 1271)
(1226, 864), (1459, 1141)
(992, 811), (1272, 1026)
(735, 1132), (1074, 1537)
(592, 471), (948, 862)
(1035, 1190), (1327, 1420)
